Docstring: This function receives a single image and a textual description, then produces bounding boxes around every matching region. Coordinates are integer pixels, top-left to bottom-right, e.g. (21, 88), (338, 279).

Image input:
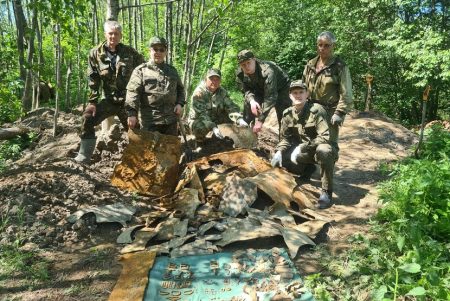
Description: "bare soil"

(0, 109), (417, 301)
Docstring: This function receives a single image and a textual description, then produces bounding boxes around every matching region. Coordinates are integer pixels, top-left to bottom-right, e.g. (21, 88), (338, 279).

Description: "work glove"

(290, 143), (308, 164)
(212, 127), (224, 139)
(250, 100), (262, 116)
(331, 113), (344, 126)
(237, 118), (248, 127)
(271, 150), (282, 167)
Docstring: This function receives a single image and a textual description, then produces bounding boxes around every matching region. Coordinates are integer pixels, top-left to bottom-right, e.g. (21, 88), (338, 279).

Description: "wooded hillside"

(1, 0), (449, 126)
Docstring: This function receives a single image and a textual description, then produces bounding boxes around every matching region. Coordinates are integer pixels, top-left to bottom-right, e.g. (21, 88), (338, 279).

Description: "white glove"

(271, 151), (282, 167)
(331, 113), (344, 126)
(237, 118), (248, 127)
(212, 127), (224, 139)
(290, 145), (302, 164)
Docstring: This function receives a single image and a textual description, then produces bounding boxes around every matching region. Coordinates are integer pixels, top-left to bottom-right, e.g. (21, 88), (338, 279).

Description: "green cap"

(149, 36), (167, 48)
(237, 49), (254, 63)
(206, 68), (221, 78)
(289, 80), (307, 91)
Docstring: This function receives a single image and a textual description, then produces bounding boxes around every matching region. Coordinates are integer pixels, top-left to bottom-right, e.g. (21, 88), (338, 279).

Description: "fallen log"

(0, 127), (32, 140)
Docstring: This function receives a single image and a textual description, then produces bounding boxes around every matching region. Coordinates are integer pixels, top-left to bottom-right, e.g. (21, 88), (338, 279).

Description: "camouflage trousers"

(189, 119), (220, 140)
(282, 144), (337, 192)
(80, 98), (128, 139)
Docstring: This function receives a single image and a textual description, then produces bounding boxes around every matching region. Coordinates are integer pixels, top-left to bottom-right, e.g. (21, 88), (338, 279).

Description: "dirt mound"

(0, 108), (417, 300)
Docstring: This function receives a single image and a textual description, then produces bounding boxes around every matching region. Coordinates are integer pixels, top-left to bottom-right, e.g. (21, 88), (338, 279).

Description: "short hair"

(104, 20), (122, 33)
(317, 31), (336, 44)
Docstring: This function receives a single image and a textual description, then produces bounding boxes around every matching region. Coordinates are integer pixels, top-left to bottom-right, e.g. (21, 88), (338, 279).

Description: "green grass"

(304, 125), (450, 301)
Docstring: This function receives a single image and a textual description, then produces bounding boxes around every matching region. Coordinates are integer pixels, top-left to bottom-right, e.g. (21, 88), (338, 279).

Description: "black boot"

(299, 164), (317, 181)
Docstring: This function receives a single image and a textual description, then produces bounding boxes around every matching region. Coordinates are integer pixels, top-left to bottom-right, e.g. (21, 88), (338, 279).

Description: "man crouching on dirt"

(271, 80), (337, 209)
(75, 20), (145, 164)
(125, 36), (185, 135)
(188, 68), (248, 146)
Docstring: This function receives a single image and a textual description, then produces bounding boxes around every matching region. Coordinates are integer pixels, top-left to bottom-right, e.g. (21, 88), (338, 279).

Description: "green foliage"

(0, 132), (37, 173)
(0, 243), (50, 284)
(304, 126), (450, 300)
(0, 82), (22, 124)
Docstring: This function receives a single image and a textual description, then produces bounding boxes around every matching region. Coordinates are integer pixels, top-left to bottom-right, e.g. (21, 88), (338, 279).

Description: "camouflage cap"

(237, 49), (255, 63)
(149, 36), (167, 48)
(289, 80), (307, 91)
(206, 68), (221, 78)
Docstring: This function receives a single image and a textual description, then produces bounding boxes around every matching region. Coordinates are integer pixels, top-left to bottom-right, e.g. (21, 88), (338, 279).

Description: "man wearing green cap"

(235, 49), (290, 134)
(188, 68), (247, 142)
(125, 36), (185, 135)
(271, 80), (337, 209)
(75, 20), (145, 164)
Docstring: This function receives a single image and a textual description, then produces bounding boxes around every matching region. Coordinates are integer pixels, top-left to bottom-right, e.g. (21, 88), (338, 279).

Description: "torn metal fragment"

(155, 218), (188, 241)
(217, 124), (258, 149)
(120, 227), (157, 254)
(67, 203), (136, 227)
(219, 174), (257, 217)
(173, 188), (201, 219)
(117, 225), (145, 244)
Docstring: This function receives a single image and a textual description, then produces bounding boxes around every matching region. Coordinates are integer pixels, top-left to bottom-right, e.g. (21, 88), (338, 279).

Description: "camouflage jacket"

(236, 60), (290, 122)
(188, 81), (240, 128)
(125, 60), (185, 125)
(88, 41), (144, 104)
(277, 100), (330, 152)
(302, 55), (353, 117)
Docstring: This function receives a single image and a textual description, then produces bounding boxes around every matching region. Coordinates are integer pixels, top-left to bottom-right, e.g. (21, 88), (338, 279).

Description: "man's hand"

(86, 103), (97, 117)
(174, 104), (183, 116)
(253, 120), (263, 133)
(237, 118), (249, 127)
(212, 127), (224, 139)
(331, 113), (344, 126)
(250, 100), (261, 116)
(128, 116), (138, 129)
(271, 151), (282, 167)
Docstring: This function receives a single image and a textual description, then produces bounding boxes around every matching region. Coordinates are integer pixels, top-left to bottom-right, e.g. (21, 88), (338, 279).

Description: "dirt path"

(0, 110), (416, 300)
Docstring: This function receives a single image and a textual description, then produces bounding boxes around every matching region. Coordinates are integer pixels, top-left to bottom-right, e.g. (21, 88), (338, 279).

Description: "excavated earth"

(0, 108), (417, 301)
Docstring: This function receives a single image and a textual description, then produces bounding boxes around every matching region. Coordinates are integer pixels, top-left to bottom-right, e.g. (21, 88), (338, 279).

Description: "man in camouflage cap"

(188, 68), (247, 142)
(75, 20), (145, 164)
(125, 36), (185, 135)
(271, 80), (337, 209)
(235, 49), (290, 134)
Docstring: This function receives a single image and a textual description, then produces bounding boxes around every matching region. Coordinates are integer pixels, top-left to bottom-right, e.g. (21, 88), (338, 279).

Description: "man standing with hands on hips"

(235, 50), (290, 134)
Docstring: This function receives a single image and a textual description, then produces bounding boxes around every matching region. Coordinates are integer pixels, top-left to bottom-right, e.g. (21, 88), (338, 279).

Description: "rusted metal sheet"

(189, 149), (272, 177)
(217, 124), (258, 149)
(220, 174), (257, 217)
(111, 129), (181, 196)
(173, 188), (202, 219)
(175, 164), (205, 201)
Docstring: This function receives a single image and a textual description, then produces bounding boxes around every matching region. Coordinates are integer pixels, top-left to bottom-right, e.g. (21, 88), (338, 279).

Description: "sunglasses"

(152, 47), (166, 53)
(317, 43), (332, 48)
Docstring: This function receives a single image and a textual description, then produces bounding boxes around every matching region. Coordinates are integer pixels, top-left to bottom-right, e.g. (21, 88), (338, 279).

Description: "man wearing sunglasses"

(75, 20), (144, 164)
(125, 36), (185, 136)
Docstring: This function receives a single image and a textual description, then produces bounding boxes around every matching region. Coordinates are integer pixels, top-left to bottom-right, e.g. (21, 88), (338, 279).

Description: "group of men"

(74, 20), (353, 209)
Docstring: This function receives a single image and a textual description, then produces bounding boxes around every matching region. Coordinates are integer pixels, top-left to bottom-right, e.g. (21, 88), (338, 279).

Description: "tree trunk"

(77, 35), (81, 107)
(206, 21), (219, 67)
(182, 0), (193, 115)
(219, 30), (228, 70)
(93, 1), (99, 45)
(13, 0), (26, 82)
(190, 0), (205, 81)
(154, 0), (159, 35)
(0, 127), (31, 141)
(21, 3), (37, 113)
(107, 0), (120, 20)
(127, 0), (132, 45)
(139, 0), (144, 49)
(53, 23), (61, 137)
(133, 0), (138, 49)
(65, 60), (72, 110)
(165, 1), (173, 64)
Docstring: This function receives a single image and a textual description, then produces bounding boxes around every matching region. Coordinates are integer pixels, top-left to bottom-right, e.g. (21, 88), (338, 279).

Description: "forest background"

(1, 0), (449, 127)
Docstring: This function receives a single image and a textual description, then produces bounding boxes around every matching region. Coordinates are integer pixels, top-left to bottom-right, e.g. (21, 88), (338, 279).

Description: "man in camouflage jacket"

(75, 20), (144, 164)
(302, 31), (352, 147)
(125, 36), (185, 136)
(235, 50), (290, 134)
(271, 80), (337, 209)
(188, 68), (247, 141)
